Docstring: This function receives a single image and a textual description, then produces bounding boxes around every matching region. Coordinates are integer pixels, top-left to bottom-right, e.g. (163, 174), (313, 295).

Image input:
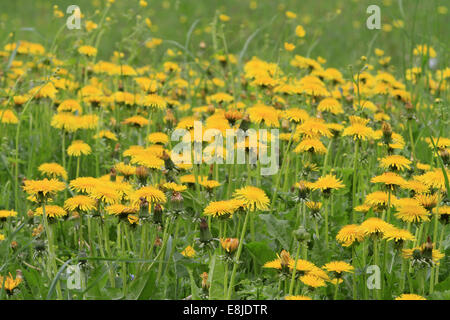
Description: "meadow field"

(0, 0), (448, 300)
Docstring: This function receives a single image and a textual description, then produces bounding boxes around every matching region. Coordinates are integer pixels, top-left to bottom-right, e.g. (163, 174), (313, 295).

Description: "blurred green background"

(0, 0), (448, 70)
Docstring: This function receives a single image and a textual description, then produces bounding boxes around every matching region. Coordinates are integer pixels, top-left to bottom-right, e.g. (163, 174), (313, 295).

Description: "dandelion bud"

(201, 272), (209, 290)
(224, 109), (243, 125)
(382, 122), (392, 143)
(422, 236), (433, 260)
(405, 102), (414, 120)
(164, 109), (176, 127)
(171, 191), (183, 210)
(293, 226), (310, 243)
(139, 197), (149, 218)
(199, 218), (213, 243)
(110, 167), (117, 182)
(221, 238), (239, 253)
(280, 250), (291, 268)
(297, 181), (308, 200)
(153, 203), (163, 225)
(11, 241), (18, 250)
(207, 104), (215, 114)
(154, 236), (162, 247)
(439, 148), (449, 166)
(136, 166), (148, 184)
(114, 143), (120, 153)
(33, 239), (46, 252)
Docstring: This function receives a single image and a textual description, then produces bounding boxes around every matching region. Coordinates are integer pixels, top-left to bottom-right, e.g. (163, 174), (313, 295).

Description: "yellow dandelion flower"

(131, 186), (167, 205)
(0, 210), (18, 219)
(64, 195), (97, 212)
(69, 177), (99, 193)
(38, 162), (67, 180)
(203, 200), (235, 218)
(181, 245), (196, 258)
(282, 108), (309, 123)
(233, 186), (269, 211)
(300, 274), (326, 288)
(395, 294), (426, 300)
(247, 104), (280, 127)
(383, 227), (415, 243)
(284, 42), (295, 51)
(0, 273), (22, 293)
(34, 205), (67, 218)
(360, 217), (394, 237)
(317, 98), (343, 115)
(105, 204), (137, 216)
(122, 115), (149, 127)
(285, 295), (311, 300)
(88, 185), (121, 205)
(379, 155), (412, 171)
(336, 224), (365, 247)
(67, 140), (91, 157)
(342, 116), (375, 140)
(371, 172), (407, 189)
(294, 138), (327, 154)
(78, 45), (97, 57)
(310, 174), (345, 193)
(0, 109), (19, 124)
(295, 25), (306, 38)
(148, 132), (169, 145)
(395, 202), (429, 223)
(322, 261), (354, 274)
(22, 178), (65, 198)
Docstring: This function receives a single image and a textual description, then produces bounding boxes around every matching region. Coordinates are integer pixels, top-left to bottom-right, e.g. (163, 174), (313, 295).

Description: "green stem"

(333, 282), (340, 300)
(42, 203), (62, 299)
(226, 210), (250, 299)
(373, 238), (381, 300)
(351, 140), (360, 223)
(288, 242), (302, 295)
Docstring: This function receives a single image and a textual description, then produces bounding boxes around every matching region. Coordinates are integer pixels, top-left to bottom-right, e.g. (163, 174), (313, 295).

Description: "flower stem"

(226, 210), (250, 299)
(288, 242), (302, 295)
(42, 203), (62, 299)
(351, 140), (360, 223)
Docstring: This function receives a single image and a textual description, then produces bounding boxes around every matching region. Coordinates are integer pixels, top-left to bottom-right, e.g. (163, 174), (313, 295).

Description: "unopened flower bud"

(293, 226), (311, 242)
(171, 191), (183, 210)
(154, 236), (162, 247)
(11, 241), (18, 250)
(439, 149), (449, 166)
(221, 238), (239, 253)
(136, 166), (148, 184)
(422, 236), (433, 260)
(139, 197), (149, 218)
(280, 250), (291, 268)
(201, 272), (209, 290)
(110, 167), (117, 182)
(382, 122), (392, 144)
(153, 203), (163, 225)
(199, 218), (212, 243)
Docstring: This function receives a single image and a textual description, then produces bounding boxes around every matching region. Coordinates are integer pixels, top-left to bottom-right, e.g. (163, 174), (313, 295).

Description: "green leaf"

(245, 241), (277, 265)
(208, 252), (226, 300)
(429, 290), (450, 300)
(434, 276), (450, 292)
(187, 268), (200, 300)
(259, 214), (290, 249)
(126, 269), (157, 300)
